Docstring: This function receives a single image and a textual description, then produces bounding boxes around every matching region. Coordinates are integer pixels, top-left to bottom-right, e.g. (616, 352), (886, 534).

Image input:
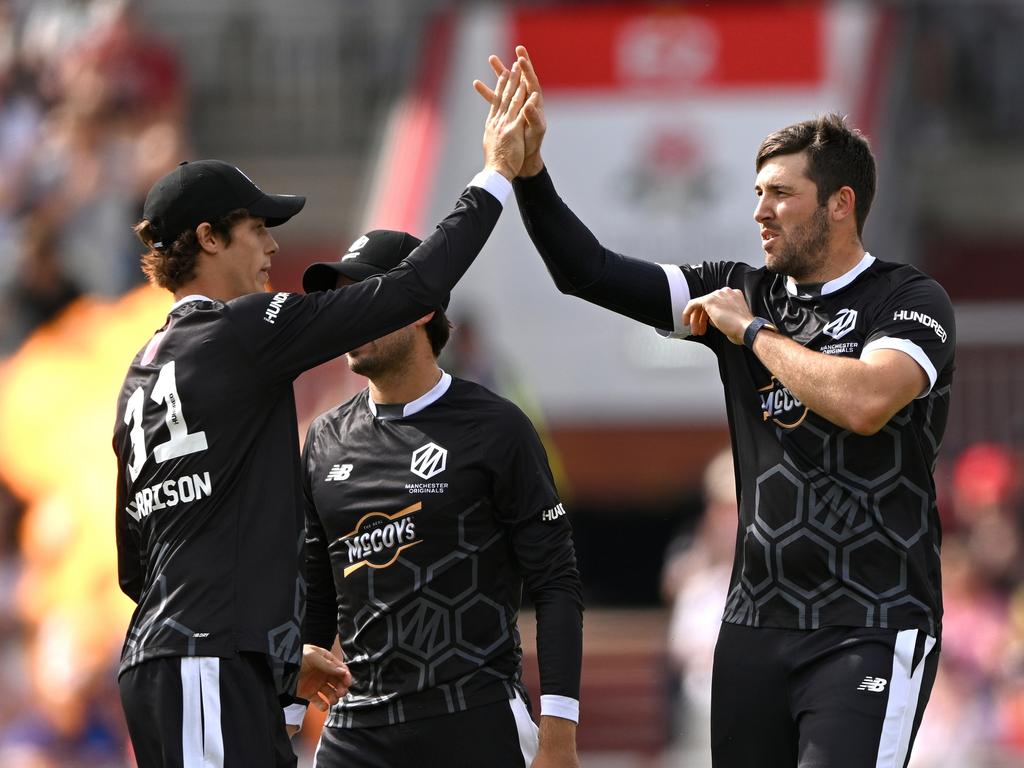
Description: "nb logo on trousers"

(857, 676), (888, 693)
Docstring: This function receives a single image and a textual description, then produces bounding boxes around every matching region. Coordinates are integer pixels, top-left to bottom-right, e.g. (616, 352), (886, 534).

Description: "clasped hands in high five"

(476, 45), (547, 181)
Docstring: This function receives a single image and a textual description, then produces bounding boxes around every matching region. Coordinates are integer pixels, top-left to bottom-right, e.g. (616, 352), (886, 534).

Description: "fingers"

(523, 92), (542, 125)
(498, 62), (522, 115)
(516, 50), (542, 97)
(682, 299), (708, 335)
(489, 54), (507, 78)
(488, 69), (509, 119)
(507, 71), (529, 121)
(473, 79), (496, 103)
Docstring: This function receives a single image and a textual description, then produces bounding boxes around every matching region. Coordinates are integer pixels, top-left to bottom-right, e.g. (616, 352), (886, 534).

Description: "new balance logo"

(325, 464), (353, 482)
(857, 676), (888, 693)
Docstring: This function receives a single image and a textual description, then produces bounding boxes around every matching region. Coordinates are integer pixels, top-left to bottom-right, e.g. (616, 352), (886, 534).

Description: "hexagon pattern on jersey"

(327, 505), (515, 727)
(724, 388), (945, 635)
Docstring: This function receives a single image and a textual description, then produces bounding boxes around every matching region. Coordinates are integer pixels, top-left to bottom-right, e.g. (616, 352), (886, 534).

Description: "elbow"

(844, 404), (891, 437)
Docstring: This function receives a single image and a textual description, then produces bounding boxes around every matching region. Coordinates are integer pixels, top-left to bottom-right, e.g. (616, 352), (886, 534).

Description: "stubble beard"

(765, 205), (831, 281)
(347, 330), (417, 381)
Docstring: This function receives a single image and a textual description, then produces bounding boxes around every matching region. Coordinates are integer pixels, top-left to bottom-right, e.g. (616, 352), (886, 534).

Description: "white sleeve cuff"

(655, 264), (692, 339)
(862, 336), (937, 397)
(469, 169), (513, 206)
(283, 702), (308, 729)
(540, 694), (579, 723)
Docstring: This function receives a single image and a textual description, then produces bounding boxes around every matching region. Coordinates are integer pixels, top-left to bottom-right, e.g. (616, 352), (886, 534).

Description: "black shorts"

(312, 693), (539, 768)
(711, 622), (939, 768)
(118, 653), (296, 768)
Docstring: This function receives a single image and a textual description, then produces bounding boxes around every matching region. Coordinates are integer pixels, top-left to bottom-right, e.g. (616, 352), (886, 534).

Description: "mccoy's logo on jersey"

(821, 308), (858, 340)
(411, 442), (447, 480)
(758, 377), (808, 429)
(336, 502), (422, 577)
(893, 309), (947, 342)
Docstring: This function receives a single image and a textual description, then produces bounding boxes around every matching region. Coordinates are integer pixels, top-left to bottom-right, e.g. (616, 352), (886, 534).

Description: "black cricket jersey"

(301, 374), (583, 727)
(515, 168), (955, 637)
(113, 179), (506, 697)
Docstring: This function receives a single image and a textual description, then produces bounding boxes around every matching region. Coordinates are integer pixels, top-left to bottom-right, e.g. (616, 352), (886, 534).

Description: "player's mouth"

(761, 229), (780, 248)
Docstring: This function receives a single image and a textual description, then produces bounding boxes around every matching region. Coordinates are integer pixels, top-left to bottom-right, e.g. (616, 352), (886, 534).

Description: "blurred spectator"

(0, 213), (81, 353)
(660, 447), (735, 767)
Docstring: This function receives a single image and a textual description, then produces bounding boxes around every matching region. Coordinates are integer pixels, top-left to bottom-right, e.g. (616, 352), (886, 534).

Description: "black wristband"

(743, 317), (778, 349)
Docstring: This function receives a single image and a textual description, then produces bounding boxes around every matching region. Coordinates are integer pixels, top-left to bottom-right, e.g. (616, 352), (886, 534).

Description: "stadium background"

(0, 0), (1021, 765)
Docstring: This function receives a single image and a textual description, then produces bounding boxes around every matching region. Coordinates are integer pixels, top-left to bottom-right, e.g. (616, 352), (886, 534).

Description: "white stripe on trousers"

(875, 629), (937, 768)
(509, 692), (539, 767)
(181, 657), (224, 768)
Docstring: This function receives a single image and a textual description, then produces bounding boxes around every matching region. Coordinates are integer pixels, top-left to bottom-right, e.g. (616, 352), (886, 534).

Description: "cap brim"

(249, 193), (306, 227)
(302, 261), (384, 293)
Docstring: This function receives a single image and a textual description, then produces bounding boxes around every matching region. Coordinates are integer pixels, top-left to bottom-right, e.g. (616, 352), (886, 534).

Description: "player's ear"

(830, 186), (856, 224)
(195, 222), (219, 254)
(414, 311), (435, 328)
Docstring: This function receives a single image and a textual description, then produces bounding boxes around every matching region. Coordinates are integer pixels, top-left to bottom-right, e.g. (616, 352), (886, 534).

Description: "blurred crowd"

(0, 0), (183, 765)
(662, 442), (1024, 767)
(0, 0), (185, 355)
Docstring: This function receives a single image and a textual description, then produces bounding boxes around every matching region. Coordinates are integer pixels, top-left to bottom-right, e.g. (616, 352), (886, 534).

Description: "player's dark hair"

(756, 113), (876, 237)
(135, 208), (251, 292)
(425, 308), (452, 357)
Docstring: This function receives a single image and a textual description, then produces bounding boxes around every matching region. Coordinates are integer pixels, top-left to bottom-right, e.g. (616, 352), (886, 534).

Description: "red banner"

(510, 2), (823, 92)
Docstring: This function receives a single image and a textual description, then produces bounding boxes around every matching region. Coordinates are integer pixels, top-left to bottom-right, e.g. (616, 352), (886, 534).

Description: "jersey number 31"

(123, 361), (208, 481)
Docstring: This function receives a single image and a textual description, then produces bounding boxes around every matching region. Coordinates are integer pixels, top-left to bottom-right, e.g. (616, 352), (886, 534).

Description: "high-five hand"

(475, 45), (546, 177)
(481, 61), (537, 180)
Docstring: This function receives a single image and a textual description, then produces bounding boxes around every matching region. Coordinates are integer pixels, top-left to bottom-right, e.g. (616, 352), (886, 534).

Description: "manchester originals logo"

(822, 308), (858, 340)
(758, 377), (808, 429)
(336, 502), (422, 577)
(411, 442), (447, 480)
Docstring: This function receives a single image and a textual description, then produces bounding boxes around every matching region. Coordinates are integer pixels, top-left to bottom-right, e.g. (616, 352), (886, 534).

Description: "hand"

(479, 60), (536, 180)
(295, 644), (352, 711)
(531, 716), (579, 768)
(474, 45), (546, 177)
(682, 288), (756, 345)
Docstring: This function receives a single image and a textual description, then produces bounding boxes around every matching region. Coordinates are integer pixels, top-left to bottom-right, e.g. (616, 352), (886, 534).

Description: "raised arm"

(475, 46), (677, 332)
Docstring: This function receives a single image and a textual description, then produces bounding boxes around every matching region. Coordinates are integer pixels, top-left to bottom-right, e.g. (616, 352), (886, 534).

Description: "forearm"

(752, 330), (902, 435)
(395, 174), (509, 306)
(533, 586), (583, 723)
(514, 168), (675, 329)
(537, 714), (577, 759)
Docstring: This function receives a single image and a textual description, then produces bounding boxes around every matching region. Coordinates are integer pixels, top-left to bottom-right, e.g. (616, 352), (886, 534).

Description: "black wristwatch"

(743, 317), (778, 349)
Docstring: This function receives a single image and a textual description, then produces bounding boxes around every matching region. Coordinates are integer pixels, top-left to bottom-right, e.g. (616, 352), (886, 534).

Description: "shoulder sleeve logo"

(821, 308), (858, 340)
(411, 442), (447, 480)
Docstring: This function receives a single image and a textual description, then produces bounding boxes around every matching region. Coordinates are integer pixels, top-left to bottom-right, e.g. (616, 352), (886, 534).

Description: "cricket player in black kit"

(476, 48), (955, 768)
(112, 64), (537, 768)
(291, 229), (583, 768)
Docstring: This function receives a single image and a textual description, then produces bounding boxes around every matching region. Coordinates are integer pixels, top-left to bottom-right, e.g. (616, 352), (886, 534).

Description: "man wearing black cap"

(113, 64), (536, 767)
(291, 231), (583, 767)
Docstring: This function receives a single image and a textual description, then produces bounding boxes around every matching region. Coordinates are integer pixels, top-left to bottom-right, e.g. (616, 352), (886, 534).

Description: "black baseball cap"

(142, 160), (306, 248)
(303, 229), (447, 307)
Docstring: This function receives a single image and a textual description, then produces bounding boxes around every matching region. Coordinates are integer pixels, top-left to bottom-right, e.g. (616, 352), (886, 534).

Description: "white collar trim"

(170, 294), (214, 311)
(367, 370), (452, 419)
(785, 252), (875, 297)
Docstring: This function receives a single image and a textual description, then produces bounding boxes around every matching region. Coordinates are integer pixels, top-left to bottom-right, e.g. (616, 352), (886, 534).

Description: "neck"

(368, 354), (442, 405)
(794, 236), (865, 285)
